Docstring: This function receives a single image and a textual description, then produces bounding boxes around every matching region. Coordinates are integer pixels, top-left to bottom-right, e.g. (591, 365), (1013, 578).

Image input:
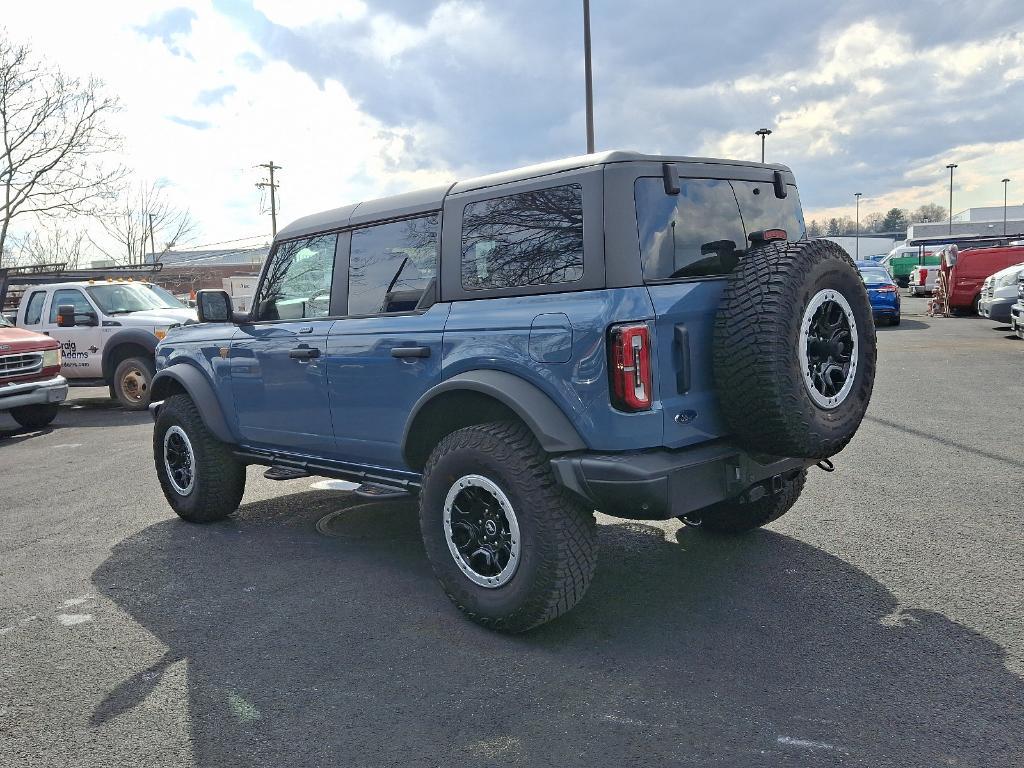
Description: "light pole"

(1002, 178), (1011, 235)
(946, 163), (958, 234)
(854, 192), (863, 259)
(583, 0), (595, 154)
(755, 128), (772, 163)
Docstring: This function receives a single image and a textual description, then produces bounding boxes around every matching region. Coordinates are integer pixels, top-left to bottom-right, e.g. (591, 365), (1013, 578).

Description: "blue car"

(149, 152), (878, 631)
(856, 260), (901, 326)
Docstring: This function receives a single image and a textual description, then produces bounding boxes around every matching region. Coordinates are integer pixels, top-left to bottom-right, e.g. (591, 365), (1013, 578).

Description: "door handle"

(391, 346), (431, 359)
(289, 347), (320, 359)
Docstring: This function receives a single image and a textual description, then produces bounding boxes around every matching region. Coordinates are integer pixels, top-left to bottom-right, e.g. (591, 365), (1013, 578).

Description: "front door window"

(254, 234), (338, 321)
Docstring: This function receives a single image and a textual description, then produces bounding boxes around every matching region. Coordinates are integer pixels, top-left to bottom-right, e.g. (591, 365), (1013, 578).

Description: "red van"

(942, 245), (1024, 313)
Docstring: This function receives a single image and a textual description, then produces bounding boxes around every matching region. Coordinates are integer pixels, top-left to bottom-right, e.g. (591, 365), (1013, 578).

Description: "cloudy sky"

(5, 0), (1024, 247)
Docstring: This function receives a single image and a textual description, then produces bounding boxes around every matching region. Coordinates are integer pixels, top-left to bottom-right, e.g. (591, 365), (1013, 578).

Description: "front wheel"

(153, 394), (246, 522)
(113, 356), (155, 411)
(10, 403), (60, 429)
(419, 421), (597, 633)
(681, 469), (807, 534)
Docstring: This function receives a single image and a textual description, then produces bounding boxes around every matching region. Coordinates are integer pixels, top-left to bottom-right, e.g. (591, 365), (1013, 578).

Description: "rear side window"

(348, 214), (439, 316)
(23, 291), (46, 325)
(461, 184), (584, 290)
(635, 177), (807, 281)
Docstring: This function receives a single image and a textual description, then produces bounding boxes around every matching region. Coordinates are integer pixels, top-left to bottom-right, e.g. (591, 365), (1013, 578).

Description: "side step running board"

(263, 465), (311, 481)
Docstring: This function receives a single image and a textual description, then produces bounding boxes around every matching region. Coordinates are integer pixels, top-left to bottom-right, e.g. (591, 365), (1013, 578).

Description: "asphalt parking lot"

(2, 296), (1022, 768)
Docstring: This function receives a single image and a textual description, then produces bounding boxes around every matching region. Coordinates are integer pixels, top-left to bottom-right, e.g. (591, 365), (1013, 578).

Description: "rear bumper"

(0, 375), (68, 411)
(550, 441), (812, 520)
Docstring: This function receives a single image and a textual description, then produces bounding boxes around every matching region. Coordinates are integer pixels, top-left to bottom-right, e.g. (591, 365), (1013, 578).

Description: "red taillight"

(878, 285), (897, 294)
(919, 268), (928, 283)
(609, 323), (652, 412)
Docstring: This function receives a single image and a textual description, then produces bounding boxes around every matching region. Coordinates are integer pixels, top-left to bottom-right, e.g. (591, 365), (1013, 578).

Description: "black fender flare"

(151, 364), (234, 444)
(402, 370), (587, 464)
(101, 329), (158, 380)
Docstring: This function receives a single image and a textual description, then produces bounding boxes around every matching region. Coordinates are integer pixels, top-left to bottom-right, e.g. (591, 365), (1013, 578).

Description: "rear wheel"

(681, 469), (807, 534)
(10, 403), (60, 429)
(113, 356), (155, 411)
(419, 421), (597, 632)
(154, 394), (246, 522)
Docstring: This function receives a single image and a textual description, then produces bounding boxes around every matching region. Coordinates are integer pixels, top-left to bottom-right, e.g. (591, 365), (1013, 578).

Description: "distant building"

(823, 234), (900, 259)
(152, 245), (269, 297)
(908, 205), (1024, 241)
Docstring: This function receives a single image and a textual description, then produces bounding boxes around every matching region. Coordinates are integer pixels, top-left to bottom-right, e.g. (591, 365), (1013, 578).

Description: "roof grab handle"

(773, 170), (788, 199)
(663, 163), (680, 195)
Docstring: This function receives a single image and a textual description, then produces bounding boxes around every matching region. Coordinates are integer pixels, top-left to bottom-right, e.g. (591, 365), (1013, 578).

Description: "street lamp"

(854, 192), (863, 259)
(755, 128), (772, 163)
(946, 163), (958, 234)
(1002, 178), (1011, 235)
(582, 0), (595, 154)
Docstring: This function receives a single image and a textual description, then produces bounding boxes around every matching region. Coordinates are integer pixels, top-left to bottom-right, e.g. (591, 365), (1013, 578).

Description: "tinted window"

(461, 184), (584, 290)
(859, 268), (891, 283)
(731, 181), (806, 242)
(348, 215), (438, 315)
(255, 233), (337, 321)
(23, 291), (46, 325)
(48, 289), (94, 322)
(635, 178), (747, 280)
(636, 177), (807, 281)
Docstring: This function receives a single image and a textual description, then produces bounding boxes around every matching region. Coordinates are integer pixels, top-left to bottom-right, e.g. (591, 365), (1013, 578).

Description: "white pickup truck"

(907, 265), (938, 296)
(14, 279), (196, 409)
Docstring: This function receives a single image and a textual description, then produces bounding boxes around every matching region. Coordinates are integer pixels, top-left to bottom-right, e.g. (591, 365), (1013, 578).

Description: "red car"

(941, 245), (1024, 314)
(0, 313), (67, 428)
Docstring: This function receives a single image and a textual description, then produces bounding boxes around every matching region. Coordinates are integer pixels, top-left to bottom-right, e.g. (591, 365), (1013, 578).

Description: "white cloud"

(252, 0), (368, 28)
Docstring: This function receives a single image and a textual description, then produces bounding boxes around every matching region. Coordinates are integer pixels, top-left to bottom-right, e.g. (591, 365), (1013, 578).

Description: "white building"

(908, 205), (1024, 240)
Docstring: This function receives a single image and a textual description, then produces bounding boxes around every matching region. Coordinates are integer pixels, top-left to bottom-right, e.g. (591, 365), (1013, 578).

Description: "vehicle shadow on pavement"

(877, 318), (928, 331)
(91, 491), (1023, 767)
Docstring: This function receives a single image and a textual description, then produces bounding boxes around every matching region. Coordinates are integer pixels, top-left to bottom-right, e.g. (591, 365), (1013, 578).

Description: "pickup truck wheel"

(419, 421), (597, 633)
(10, 403), (60, 429)
(113, 356), (155, 411)
(682, 469), (807, 534)
(153, 394), (245, 523)
(713, 239), (876, 459)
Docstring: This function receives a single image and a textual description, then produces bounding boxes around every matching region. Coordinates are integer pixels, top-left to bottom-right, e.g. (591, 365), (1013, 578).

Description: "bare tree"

(94, 180), (197, 265)
(0, 32), (126, 265)
(8, 224), (87, 268)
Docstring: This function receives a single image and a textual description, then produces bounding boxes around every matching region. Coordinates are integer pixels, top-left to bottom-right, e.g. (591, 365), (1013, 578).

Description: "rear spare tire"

(713, 239), (875, 459)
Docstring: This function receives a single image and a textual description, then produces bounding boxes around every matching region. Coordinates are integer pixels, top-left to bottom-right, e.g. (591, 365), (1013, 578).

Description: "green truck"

(883, 245), (941, 288)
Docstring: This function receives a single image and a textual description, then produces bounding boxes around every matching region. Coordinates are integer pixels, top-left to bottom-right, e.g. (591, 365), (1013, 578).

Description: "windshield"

(860, 268), (891, 283)
(145, 283), (187, 308)
(86, 283), (182, 314)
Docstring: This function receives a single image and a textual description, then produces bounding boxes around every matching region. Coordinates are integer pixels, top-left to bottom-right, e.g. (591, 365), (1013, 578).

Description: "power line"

(256, 160), (281, 237)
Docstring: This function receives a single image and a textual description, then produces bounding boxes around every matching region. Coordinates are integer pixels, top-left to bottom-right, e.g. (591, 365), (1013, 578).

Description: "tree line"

(806, 204), (946, 238)
(0, 31), (195, 270)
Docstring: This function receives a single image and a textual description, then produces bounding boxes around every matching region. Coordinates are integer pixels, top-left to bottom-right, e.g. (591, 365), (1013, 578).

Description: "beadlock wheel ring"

(798, 289), (859, 410)
(443, 474), (521, 588)
(163, 425), (196, 496)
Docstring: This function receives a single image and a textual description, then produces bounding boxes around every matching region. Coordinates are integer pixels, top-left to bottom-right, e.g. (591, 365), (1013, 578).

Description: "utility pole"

(1002, 178), (1011, 235)
(756, 128), (772, 163)
(854, 192), (862, 259)
(148, 213), (156, 265)
(946, 163), (957, 235)
(583, 0), (595, 154)
(257, 161), (282, 237)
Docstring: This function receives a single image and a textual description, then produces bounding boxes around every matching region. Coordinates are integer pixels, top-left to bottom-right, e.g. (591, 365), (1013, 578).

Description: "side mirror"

(56, 305), (77, 327)
(196, 290), (233, 323)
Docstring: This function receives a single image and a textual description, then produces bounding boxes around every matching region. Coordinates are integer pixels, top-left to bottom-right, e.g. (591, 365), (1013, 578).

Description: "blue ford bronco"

(150, 151), (876, 632)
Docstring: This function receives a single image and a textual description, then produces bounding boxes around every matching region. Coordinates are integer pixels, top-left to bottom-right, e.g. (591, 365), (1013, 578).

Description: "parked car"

(149, 150), (876, 632)
(856, 261), (901, 325)
(0, 313), (67, 428)
(14, 279), (196, 410)
(978, 262), (1024, 323)
(939, 245), (1024, 315)
(907, 264), (938, 296)
(883, 245), (940, 288)
(1009, 272), (1024, 339)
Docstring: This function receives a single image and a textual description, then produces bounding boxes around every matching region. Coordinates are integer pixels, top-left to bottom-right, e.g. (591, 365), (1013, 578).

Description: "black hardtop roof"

(274, 150), (792, 242)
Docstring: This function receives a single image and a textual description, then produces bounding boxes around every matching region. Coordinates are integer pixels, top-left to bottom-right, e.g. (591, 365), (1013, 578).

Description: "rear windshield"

(859, 268), (891, 283)
(635, 176), (805, 281)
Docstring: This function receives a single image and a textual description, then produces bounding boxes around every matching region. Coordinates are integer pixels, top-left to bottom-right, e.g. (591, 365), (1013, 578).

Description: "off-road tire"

(154, 394), (245, 523)
(419, 421), (597, 633)
(10, 403), (60, 429)
(683, 469), (807, 534)
(113, 356), (155, 411)
(713, 239), (876, 459)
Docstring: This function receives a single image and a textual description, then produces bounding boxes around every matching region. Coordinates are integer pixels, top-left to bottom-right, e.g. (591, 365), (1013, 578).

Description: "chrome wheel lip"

(443, 474), (521, 589)
(798, 289), (858, 410)
(163, 425), (196, 496)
